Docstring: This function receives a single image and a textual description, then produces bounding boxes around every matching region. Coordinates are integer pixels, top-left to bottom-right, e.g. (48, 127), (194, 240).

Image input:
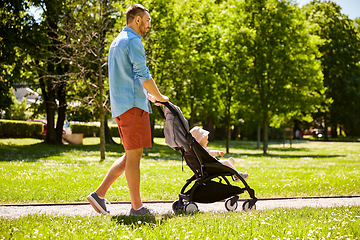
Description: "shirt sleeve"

(128, 38), (152, 83)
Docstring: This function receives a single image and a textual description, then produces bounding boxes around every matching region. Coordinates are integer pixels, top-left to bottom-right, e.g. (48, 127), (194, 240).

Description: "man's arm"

(142, 78), (169, 103)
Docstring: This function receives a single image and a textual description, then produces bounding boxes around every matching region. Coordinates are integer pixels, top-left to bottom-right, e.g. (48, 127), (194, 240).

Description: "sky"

(296, 0), (360, 19)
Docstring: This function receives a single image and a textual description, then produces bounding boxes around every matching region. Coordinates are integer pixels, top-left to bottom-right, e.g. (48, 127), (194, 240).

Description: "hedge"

(70, 122), (164, 138)
(0, 119), (43, 138)
(70, 123), (120, 138)
(0, 120), (164, 139)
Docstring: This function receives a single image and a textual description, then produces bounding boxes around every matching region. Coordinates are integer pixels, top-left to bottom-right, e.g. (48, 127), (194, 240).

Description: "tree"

(213, 0), (252, 153)
(242, 0), (324, 154)
(56, 0), (118, 159)
(24, 0), (69, 144)
(142, 0), (182, 135)
(145, 0), (222, 140)
(0, 0), (36, 117)
(354, 18), (360, 31)
(0, 76), (13, 117)
(303, 0), (360, 138)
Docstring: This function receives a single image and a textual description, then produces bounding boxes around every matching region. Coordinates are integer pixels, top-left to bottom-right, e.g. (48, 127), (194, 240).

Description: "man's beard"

(139, 21), (148, 36)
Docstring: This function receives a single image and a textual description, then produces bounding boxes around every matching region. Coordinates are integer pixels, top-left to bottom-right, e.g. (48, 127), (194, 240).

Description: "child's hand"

(219, 151), (225, 157)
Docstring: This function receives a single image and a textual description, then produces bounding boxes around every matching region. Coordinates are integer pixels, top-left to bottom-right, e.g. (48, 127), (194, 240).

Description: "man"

(87, 4), (169, 216)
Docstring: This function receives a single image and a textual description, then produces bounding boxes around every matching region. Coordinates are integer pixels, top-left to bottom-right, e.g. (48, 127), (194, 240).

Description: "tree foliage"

(3, 0), (360, 157)
(51, 0), (118, 158)
(239, 0), (324, 153)
(0, 1), (37, 116)
(303, 0), (360, 138)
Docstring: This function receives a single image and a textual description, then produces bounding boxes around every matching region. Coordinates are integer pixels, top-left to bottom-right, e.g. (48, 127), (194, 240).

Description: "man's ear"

(136, 16), (141, 24)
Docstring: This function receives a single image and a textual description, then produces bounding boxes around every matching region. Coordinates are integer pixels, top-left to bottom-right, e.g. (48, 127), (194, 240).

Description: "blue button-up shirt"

(108, 27), (152, 117)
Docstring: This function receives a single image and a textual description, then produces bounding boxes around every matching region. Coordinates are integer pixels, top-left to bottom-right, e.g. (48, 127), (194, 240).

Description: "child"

(190, 126), (249, 180)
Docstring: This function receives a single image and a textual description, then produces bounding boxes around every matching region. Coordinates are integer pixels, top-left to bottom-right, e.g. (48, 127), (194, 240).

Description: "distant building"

(14, 87), (41, 104)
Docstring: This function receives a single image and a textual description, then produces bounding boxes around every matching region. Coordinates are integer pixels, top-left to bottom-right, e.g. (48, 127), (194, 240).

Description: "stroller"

(157, 102), (257, 213)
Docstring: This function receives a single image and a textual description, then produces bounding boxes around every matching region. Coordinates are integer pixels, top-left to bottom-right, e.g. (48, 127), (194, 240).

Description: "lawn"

(0, 138), (359, 204)
(1, 207), (359, 239)
(1, 138), (359, 239)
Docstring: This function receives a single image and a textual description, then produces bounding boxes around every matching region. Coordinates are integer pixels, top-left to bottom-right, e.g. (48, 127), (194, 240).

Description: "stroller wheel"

(242, 199), (256, 211)
(172, 200), (183, 212)
(225, 197), (238, 211)
(184, 202), (198, 213)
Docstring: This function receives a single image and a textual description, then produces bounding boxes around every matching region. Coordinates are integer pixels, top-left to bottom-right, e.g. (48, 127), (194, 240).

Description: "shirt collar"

(123, 27), (141, 39)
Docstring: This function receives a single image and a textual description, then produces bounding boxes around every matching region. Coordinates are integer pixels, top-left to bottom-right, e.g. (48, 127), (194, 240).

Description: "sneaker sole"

(87, 195), (111, 216)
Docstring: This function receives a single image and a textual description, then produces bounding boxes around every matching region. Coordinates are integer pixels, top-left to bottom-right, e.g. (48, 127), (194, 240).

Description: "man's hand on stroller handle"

(149, 94), (169, 106)
(143, 78), (169, 105)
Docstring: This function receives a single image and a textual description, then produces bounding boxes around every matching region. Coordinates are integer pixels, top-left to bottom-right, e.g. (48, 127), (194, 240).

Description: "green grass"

(0, 138), (359, 204)
(1, 206), (359, 239)
(1, 138), (360, 239)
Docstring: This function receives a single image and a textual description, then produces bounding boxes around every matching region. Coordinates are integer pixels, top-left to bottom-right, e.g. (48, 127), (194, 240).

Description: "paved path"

(1, 197), (360, 219)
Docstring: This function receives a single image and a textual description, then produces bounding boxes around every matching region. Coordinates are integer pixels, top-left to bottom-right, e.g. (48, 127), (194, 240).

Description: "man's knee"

(126, 148), (143, 161)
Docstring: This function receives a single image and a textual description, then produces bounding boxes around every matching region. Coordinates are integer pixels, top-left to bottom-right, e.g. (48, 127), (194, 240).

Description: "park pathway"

(1, 196), (360, 219)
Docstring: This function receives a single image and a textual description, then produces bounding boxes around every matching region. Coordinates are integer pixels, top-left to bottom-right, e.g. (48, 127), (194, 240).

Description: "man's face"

(138, 12), (151, 37)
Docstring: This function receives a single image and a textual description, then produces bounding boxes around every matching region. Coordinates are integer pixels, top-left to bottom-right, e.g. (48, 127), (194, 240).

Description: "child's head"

(190, 126), (209, 147)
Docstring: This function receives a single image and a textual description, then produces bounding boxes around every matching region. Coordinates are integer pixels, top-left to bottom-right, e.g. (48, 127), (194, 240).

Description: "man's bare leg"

(95, 154), (127, 198)
(93, 148), (143, 210)
(124, 148), (143, 210)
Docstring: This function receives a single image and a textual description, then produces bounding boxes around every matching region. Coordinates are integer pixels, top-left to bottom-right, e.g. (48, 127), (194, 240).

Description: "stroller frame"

(158, 102), (257, 212)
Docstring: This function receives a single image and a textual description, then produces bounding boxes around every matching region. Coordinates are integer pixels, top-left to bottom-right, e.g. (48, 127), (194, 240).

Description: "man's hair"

(126, 4), (149, 24)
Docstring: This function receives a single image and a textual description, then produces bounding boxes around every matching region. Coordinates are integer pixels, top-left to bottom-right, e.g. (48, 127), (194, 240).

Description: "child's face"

(199, 135), (209, 148)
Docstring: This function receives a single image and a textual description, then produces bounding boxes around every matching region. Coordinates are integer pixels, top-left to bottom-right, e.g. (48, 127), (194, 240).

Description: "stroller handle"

(155, 101), (177, 120)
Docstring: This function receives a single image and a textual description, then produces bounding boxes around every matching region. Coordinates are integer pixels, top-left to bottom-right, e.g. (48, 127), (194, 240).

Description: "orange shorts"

(115, 107), (151, 151)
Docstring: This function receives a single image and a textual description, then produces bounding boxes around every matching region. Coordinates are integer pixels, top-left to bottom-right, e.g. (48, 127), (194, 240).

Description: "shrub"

(0, 119), (43, 138)
(154, 127), (164, 138)
(70, 123), (120, 138)
(109, 125), (120, 137)
(71, 123), (99, 137)
(4, 95), (27, 120)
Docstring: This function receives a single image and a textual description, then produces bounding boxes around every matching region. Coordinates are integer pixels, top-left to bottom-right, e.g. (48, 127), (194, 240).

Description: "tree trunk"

(283, 127), (286, 148)
(225, 106), (231, 154)
(324, 115), (329, 141)
(263, 121), (268, 155)
(289, 126), (292, 148)
(203, 116), (215, 142)
(99, 64), (105, 160)
(225, 123), (230, 154)
(42, 0), (61, 145)
(39, 71), (57, 145)
(231, 125), (239, 140)
(45, 99), (57, 144)
(56, 79), (67, 144)
(99, 110), (105, 160)
(150, 116), (155, 144)
(330, 119), (338, 138)
(97, 9), (106, 160)
(257, 124), (261, 149)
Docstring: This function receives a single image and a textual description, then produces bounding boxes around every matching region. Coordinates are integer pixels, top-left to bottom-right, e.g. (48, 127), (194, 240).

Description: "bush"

(71, 123), (99, 137)
(70, 122), (119, 138)
(4, 95), (27, 120)
(0, 119), (43, 138)
(109, 125), (120, 137)
(153, 127), (164, 138)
